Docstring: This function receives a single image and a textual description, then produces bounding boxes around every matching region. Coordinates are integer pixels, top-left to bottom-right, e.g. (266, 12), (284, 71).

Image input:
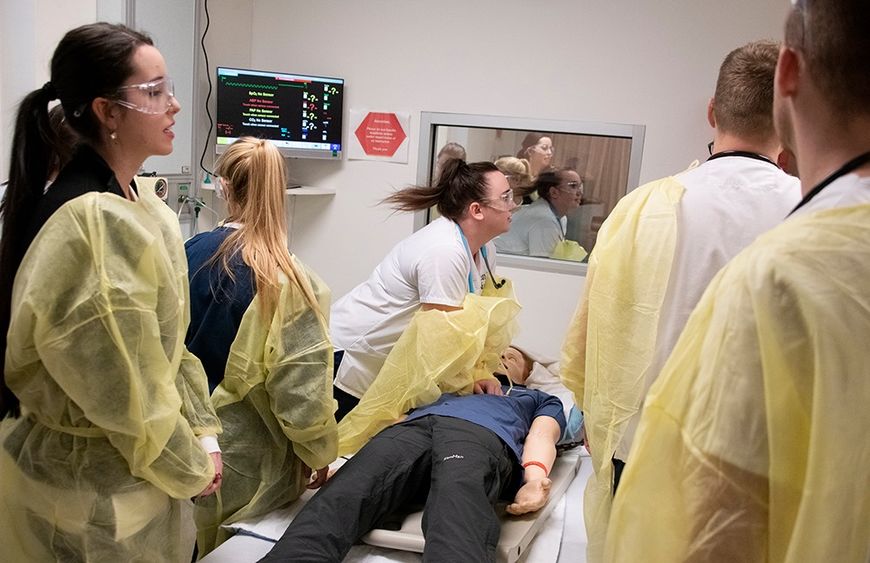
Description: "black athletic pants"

(332, 349), (359, 422)
(260, 415), (517, 563)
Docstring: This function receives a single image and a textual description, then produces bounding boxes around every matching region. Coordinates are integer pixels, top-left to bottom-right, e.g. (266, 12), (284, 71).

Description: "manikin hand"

(306, 467), (330, 489)
(506, 478), (552, 515)
(198, 452), (223, 497)
(473, 378), (503, 395)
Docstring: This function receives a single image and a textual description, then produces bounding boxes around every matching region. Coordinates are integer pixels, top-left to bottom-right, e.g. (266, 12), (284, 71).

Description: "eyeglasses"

(113, 77), (176, 115)
(532, 144), (555, 155)
(483, 189), (515, 210)
(559, 181), (584, 194)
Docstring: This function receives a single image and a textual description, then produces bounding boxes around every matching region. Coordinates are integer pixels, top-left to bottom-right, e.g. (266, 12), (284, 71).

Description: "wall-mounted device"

(216, 66), (344, 159)
(136, 175), (169, 200)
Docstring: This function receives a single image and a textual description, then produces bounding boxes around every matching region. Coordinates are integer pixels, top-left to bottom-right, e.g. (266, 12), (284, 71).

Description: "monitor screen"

(216, 66), (344, 159)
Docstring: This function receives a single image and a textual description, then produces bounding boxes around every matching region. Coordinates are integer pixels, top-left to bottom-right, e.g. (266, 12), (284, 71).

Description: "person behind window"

(186, 137), (337, 555)
(433, 141), (467, 181)
(0, 22), (220, 562)
(495, 167), (584, 258)
(561, 40), (803, 562)
(516, 132), (555, 179)
(331, 159), (516, 422)
(495, 155), (533, 204)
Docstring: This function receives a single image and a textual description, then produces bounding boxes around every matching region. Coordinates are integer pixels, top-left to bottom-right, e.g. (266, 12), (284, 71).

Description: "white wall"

(0, 0), (96, 183)
(2, 1), (792, 358)
(217, 0), (789, 357)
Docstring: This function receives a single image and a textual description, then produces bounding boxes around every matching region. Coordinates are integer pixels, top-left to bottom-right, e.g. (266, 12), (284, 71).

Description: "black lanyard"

(706, 150), (779, 168)
(788, 151), (870, 216)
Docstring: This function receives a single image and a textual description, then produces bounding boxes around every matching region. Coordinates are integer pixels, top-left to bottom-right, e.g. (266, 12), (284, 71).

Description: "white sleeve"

(417, 243), (469, 307)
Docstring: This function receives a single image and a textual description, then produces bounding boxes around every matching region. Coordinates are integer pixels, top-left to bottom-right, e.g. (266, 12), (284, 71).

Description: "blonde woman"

(186, 137), (338, 554)
(494, 155), (533, 203)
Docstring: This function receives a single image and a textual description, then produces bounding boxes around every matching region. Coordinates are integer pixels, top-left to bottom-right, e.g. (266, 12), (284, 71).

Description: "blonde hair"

(495, 156), (532, 184)
(213, 137), (319, 316)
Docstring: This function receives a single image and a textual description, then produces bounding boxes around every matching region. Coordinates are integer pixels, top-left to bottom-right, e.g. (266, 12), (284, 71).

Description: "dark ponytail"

(0, 22), (152, 418)
(0, 87), (57, 418)
(381, 159), (500, 221)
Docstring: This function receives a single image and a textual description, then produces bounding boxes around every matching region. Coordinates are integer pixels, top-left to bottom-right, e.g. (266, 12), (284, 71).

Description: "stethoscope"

(788, 151), (870, 216)
(456, 224), (506, 292)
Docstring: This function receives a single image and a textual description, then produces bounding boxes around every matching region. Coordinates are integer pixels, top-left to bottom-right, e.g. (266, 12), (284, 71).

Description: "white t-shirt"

(790, 172), (870, 216)
(331, 216), (496, 398)
(494, 198), (564, 257)
(618, 155), (802, 460)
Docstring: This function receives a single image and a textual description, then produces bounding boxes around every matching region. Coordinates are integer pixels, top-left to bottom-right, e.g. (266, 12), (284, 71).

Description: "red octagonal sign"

(354, 112), (407, 157)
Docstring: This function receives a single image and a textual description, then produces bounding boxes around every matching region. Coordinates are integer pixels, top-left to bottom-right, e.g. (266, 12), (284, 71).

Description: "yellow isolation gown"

(560, 177), (685, 561)
(194, 262), (338, 554)
(337, 276), (520, 455)
(606, 203), (870, 562)
(1, 183), (218, 562)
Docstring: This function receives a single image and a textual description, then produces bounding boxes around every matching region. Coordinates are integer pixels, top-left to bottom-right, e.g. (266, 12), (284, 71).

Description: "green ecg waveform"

(223, 82), (278, 89)
(222, 81), (305, 89)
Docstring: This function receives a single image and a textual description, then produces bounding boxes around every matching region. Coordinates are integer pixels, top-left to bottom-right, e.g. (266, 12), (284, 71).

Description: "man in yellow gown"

(560, 41), (800, 561)
(606, 1), (870, 561)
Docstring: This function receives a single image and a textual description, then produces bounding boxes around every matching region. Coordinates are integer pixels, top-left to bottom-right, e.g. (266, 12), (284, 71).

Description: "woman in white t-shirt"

(331, 159), (516, 420)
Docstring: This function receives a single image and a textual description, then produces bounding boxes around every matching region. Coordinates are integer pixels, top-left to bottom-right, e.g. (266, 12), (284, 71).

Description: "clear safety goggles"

(558, 181), (584, 195)
(531, 143), (555, 155)
(113, 77), (176, 115)
(484, 188), (516, 211)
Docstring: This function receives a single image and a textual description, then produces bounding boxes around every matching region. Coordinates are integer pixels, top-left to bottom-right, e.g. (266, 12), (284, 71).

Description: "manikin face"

(499, 346), (531, 384)
(112, 45), (180, 161)
(480, 171), (517, 237)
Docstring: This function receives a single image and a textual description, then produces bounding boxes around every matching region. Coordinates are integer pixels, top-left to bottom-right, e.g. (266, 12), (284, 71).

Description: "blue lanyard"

(456, 224), (485, 293)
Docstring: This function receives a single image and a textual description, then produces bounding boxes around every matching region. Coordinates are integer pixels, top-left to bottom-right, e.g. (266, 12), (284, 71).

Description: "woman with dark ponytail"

(0, 22), (220, 561)
(330, 158), (517, 422)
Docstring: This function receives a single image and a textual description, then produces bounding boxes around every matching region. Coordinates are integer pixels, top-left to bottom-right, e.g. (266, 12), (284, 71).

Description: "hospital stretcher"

(200, 448), (589, 563)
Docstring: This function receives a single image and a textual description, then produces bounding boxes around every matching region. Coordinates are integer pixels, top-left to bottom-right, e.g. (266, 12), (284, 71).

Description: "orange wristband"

(522, 461), (549, 476)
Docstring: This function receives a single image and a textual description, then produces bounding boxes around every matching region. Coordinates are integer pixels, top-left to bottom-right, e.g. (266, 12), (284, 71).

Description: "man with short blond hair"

(605, 1), (870, 561)
(560, 39), (800, 562)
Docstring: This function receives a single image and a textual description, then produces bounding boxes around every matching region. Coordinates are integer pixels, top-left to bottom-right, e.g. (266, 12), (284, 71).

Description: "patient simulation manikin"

(260, 386), (567, 563)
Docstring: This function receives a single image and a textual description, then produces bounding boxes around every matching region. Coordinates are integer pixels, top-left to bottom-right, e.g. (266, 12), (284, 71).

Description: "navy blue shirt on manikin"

(185, 227), (255, 392)
(403, 385), (566, 463)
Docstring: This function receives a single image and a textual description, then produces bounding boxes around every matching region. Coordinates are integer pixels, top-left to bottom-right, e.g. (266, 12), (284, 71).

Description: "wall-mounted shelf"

(199, 184), (335, 197)
(285, 186), (336, 196)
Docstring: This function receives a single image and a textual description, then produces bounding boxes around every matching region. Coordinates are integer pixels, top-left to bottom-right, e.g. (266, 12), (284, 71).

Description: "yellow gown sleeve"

(7, 195), (214, 500)
(263, 266), (338, 471)
(560, 255), (594, 408)
(176, 348), (222, 438)
(604, 260), (768, 562)
(606, 205), (870, 563)
(337, 283), (521, 456)
(558, 177), (684, 561)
